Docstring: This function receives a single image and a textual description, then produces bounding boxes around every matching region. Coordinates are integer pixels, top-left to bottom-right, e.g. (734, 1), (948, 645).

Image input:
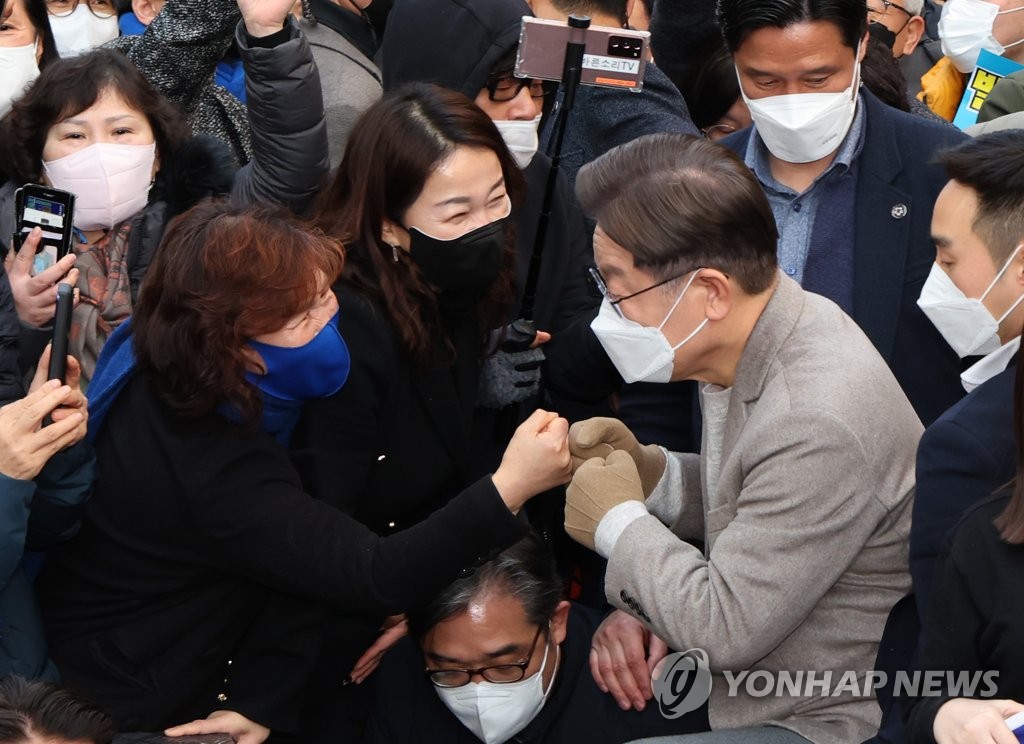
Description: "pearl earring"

(391, 245), (400, 263)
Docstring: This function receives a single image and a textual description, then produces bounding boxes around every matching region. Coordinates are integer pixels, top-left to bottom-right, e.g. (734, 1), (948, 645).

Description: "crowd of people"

(0, 0), (1023, 743)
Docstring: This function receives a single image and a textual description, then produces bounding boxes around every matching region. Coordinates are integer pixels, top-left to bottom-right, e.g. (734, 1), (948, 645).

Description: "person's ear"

(623, 0), (636, 26)
(381, 218), (408, 251)
(1012, 243), (1024, 286)
(900, 16), (926, 57)
(550, 600), (571, 646)
(700, 269), (733, 322)
(131, 0), (162, 26)
(857, 30), (870, 62)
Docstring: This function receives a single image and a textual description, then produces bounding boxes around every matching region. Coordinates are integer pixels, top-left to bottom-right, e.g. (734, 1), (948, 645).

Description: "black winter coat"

(37, 373), (526, 734)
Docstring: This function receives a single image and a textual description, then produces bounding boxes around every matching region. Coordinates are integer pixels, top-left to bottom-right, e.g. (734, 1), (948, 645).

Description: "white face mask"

(493, 115), (542, 170)
(591, 270), (708, 384)
(939, 0), (1024, 73)
(435, 640), (557, 744)
(49, 5), (120, 57)
(43, 142), (157, 231)
(739, 45), (862, 164)
(917, 246), (1024, 358)
(0, 40), (40, 118)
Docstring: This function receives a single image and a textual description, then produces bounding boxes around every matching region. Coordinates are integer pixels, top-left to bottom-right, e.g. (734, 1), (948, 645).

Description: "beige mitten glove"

(568, 417), (666, 497)
(565, 450), (645, 551)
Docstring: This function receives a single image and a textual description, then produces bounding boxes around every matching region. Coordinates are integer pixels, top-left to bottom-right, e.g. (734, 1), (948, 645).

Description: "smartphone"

(515, 16), (650, 91)
(13, 184), (76, 276)
(48, 283), (74, 385)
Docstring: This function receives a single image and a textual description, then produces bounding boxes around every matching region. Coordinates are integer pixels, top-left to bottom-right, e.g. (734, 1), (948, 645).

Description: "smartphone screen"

(22, 193), (68, 275)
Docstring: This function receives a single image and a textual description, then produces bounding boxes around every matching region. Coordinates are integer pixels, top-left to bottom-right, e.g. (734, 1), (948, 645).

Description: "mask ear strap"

(981, 244), (1023, 300)
(657, 269), (702, 331)
(996, 291), (1024, 325)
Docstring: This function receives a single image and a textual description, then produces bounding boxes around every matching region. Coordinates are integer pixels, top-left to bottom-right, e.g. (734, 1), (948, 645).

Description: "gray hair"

(408, 534), (563, 639)
(576, 132), (779, 295)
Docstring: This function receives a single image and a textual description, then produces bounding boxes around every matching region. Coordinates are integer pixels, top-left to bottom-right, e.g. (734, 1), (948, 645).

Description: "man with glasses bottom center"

(364, 534), (706, 744)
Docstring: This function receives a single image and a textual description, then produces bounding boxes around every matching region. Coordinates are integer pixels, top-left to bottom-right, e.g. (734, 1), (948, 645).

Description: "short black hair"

(577, 132), (779, 294)
(717, 0), (867, 53)
(408, 534), (563, 640)
(679, 37), (741, 131)
(939, 130), (1024, 265)
(0, 677), (113, 744)
(551, 0), (628, 22)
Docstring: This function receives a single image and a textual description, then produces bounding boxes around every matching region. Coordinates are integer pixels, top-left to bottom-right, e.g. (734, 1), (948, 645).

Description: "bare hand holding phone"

(0, 345), (87, 480)
(5, 227), (79, 328)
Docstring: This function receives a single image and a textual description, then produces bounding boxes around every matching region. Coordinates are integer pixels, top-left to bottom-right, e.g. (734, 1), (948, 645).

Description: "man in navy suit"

(911, 131), (1024, 625)
(718, 0), (966, 426)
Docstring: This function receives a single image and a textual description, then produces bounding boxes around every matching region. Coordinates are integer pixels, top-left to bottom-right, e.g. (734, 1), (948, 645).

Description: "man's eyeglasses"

(587, 266), (695, 318)
(485, 71), (552, 103)
(45, 0), (116, 18)
(425, 625), (545, 688)
(867, 0), (913, 29)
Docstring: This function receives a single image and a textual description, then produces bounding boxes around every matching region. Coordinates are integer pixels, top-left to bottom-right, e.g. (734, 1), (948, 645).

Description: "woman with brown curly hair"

(36, 200), (571, 744)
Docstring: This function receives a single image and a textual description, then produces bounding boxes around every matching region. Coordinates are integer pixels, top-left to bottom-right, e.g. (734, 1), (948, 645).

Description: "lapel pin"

(891, 203), (908, 219)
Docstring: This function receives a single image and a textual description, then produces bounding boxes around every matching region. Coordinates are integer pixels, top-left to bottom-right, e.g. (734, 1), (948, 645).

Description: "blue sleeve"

(0, 475), (36, 588)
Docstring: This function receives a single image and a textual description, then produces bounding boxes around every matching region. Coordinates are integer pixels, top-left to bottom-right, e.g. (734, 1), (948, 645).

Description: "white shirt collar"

(961, 336), (1021, 393)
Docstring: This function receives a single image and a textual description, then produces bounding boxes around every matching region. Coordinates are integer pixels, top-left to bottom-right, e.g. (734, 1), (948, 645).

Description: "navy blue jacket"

(540, 64), (699, 192)
(726, 91), (967, 426)
(911, 360), (1017, 625)
(0, 267), (23, 407)
(0, 441), (94, 680)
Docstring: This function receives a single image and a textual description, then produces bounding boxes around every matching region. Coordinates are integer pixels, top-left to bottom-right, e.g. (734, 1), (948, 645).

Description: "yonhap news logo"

(652, 648), (1002, 718)
(652, 649), (713, 718)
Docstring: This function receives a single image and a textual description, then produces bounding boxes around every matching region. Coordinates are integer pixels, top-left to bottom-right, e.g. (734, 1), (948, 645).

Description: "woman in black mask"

(292, 82), (542, 740)
(301, 82), (527, 534)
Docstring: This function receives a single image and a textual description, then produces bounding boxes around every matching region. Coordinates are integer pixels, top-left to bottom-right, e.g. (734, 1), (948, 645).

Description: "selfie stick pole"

(504, 14), (590, 352)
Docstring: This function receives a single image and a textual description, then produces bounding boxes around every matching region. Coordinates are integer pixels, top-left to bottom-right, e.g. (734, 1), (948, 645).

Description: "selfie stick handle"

(506, 15), (589, 351)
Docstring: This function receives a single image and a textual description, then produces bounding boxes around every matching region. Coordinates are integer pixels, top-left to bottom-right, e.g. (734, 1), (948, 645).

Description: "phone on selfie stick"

(504, 17), (648, 352)
(42, 283), (74, 427)
(493, 15), (591, 352)
(13, 184), (76, 276)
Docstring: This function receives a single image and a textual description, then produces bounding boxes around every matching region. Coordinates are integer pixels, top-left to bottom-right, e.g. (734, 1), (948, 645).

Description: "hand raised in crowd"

(166, 710), (270, 744)
(932, 698), (1024, 744)
(4, 227), (79, 329)
(348, 614), (409, 685)
(491, 408), (572, 514)
(590, 608), (669, 713)
(564, 449), (645, 551)
(237, 0), (297, 37)
(569, 417), (666, 497)
(0, 346), (88, 481)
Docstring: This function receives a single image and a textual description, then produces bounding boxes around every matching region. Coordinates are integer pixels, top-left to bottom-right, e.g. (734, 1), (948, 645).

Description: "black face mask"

(408, 217), (508, 293)
(868, 21), (899, 55)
